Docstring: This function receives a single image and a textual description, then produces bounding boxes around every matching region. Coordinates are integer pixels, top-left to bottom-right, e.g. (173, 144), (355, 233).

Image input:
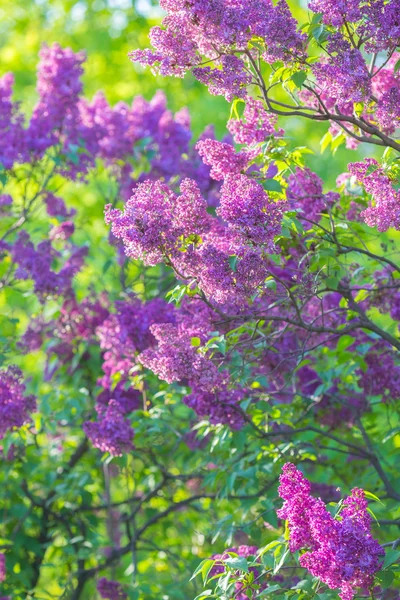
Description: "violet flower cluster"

(349, 158), (400, 232)
(106, 137), (286, 306)
(0, 366), (36, 439)
(277, 463), (384, 600)
(0, 366), (36, 440)
(0, 554), (5, 583)
(130, 0), (306, 100)
(129, 0), (400, 234)
(96, 577), (128, 600)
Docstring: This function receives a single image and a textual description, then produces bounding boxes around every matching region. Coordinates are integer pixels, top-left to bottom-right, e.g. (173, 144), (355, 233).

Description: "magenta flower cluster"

(130, 0), (305, 99)
(349, 158), (400, 231)
(0, 553), (5, 582)
(287, 167), (340, 223)
(0, 366), (36, 439)
(96, 577), (127, 600)
(277, 463), (384, 600)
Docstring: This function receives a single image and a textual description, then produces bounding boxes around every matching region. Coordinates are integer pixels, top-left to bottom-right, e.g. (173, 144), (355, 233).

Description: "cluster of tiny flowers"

(49, 221), (75, 241)
(357, 342), (400, 402)
(0, 553), (5, 582)
(287, 167), (340, 223)
(96, 577), (128, 600)
(195, 139), (250, 181)
(130, 0), (305, 100)
(294, 364), (368, 428)
(0, 44), (218, 203)
(96, 383), (142, 416)
(257, 0), (306, 64)
(82, 297), (176, 453)
(309, 0), (400, 52)
(83, 400), (134, 457)
(209, 545), (266, 600)
(27, 43), (85, 158)
(55, 294), (109, 346)
(359, 1), (400, 52)
(138, 300), (245, 428)
(44, 193), (76, 218)
(184, 385), (245, 430)
(0, 74), (25, 168)
(348, 158), (400, 231)
(371, 53), (400, 133)
(105, 178), (210, 266)
(10, 231), (88, 300)
(0, 366), (36, 439)
(308, 0), (362, 26)
(277, 463), (384, 600)
(227, 97), (284, 145)
(219, 174), (284, 249)
(313, 37), (371, 104)
(192, 56), (252, 102)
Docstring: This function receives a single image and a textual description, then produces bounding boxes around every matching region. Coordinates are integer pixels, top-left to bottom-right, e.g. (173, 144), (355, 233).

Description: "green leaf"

(354, 102), (364, 117)
(165, 284), (187, 304)
(263, 179), (283, 192)
(259, 585), (282, 596)
(364, 490), (385, 505)
(366, 506), (380, 525)
(291, 71), (307, 88)
(229, 255), (238, 272)
(224, 556), (249, 572)
(191, 559), (215, 582)
(264, 278), (277, 292)
(273, 547), (290, 574)
(194, 591), (214, 600)
(191, 337), (201, 347)
(311, 24), (325, 41)
(229, 98), (244, 120)
(320, 131), (332, 153)
(336, 335), (354, 352)
(376, 569), (395, 589)
(382, 549), (400, 569)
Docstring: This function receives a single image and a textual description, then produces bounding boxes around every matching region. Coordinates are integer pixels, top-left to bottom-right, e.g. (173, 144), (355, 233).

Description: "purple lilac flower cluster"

(138, 300), (245, 428)
(348, 158), (400, 231)
(277, 463), (384, 600)
(1, 43), (226, 309)
(0, 366), (36, 439)
(82, 298), (175, 454)
(0, 74), (25, 168)
(0, 43), (220, 198)
(357, 342), (400, 402)
(227, 98), (284, 145)
(130, 0), (305, 99)
(0, 553), (5, 582)
(128, 0), (400, 235)
(287, 167), (340, 223)
(96, 577), (128, 600)
(83, 400), (134, 456)
(106, 156), (285, 306)
(105, 178), (211, 266)
(10, 232), (88, 301)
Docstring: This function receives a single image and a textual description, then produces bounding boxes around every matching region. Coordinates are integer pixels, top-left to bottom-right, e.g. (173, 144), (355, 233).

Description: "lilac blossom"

(96, 577), (128, 600)
(277, 463), (384, 600)
(83, 400), (134, 456)
(0, 366), (36, 439)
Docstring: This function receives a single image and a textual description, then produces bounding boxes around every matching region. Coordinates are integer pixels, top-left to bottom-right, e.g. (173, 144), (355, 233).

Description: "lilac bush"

(0, 2), (400, 598)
